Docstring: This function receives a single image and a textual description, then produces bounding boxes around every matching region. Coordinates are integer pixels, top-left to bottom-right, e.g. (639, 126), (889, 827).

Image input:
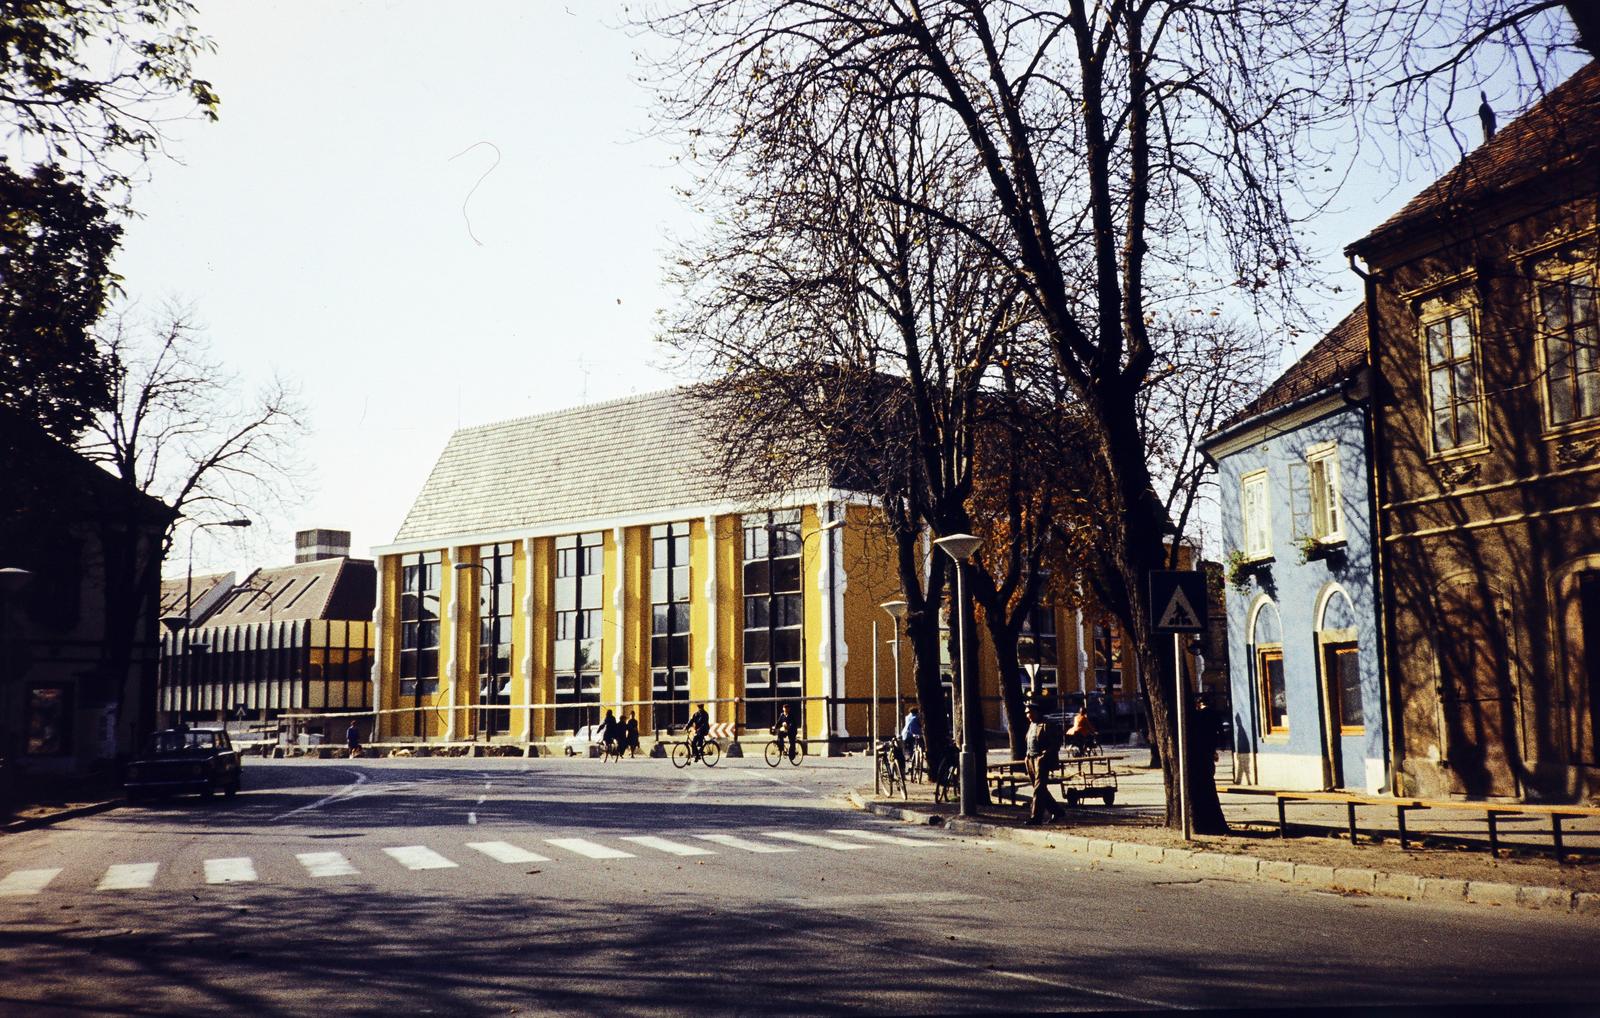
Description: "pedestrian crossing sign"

(1148, 570), (1207, 633)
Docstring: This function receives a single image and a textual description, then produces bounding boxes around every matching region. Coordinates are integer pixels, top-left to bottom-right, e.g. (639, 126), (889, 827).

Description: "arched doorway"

(1315, 586), (1365, 790)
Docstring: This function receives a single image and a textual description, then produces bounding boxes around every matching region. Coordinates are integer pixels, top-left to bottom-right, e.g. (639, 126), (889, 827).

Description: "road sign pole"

(1175, 631), (1191, 842)
(872, 619), (881, 796)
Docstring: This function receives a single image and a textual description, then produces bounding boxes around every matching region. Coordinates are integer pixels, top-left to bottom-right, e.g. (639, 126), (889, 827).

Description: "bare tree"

(659, 71), (1033, 769)
(80, 307), (304, 556)
(641, 0), (1364, 832)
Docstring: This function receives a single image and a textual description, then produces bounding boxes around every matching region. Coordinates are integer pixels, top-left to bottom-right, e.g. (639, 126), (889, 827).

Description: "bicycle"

(877, 736), (908, 800)
(764, 734), (806, 766)
(601, 737), (624, 762)
(931, 745), (959, 804)
(904, 738), (926, 783)
(671, 737), (721, 768)
(1066, 733), (1102, 758)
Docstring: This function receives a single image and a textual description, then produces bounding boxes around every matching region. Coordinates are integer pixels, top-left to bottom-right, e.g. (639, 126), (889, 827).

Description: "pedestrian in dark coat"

(624, 713), (641, 757)
(1024, 702), (1064, 825)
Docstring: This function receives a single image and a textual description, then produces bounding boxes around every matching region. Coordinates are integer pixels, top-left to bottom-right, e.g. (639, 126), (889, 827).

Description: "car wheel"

(224, 779), (239, 798)
(201, 783), (215, 799)
(565, 746), (575, 756)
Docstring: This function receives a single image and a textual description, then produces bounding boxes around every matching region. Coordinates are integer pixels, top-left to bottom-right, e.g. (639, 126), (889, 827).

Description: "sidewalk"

(848, 753), (1600, 918)
(1, 768), (123, 833)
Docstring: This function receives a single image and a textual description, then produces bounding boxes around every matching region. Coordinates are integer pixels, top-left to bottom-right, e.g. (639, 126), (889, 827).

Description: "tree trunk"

(985, 618), (1029, 759)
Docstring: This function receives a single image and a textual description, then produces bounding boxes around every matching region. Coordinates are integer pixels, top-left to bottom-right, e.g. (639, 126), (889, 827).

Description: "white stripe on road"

(694, 834), (796, 854)
(98, 863), (159, 890)
(383, 846), (458, 871)
(0, 868), (61, 896)
(619, 835), (716, 857)
(203, 857), (257, 884)
(790, 891), (984, 908)
(828, 829), (950, 848)
(467, 841), (549, 864)
(297, 852), (358, 878)
(544, 838), (635, 860)
(762, 832), (873, 851)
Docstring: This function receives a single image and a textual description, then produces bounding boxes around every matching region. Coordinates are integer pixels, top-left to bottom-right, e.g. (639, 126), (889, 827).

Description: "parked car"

(562, 725), (604, 756)
(125, 728), (242, 801)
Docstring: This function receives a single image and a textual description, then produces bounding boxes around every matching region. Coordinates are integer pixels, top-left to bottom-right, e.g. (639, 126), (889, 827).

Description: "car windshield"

(146, 731), (219, 754)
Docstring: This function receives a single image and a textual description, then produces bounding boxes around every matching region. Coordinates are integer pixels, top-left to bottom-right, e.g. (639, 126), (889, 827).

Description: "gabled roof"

(159, 573), (232, 619)
(1350, 61), (1600, 257)
(392, 387), (739, 544)
(198, 557), (374, 627)
(1206, 305), (1367, 443)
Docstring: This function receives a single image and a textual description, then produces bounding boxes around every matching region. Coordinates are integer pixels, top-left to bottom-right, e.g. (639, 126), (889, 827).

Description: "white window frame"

(1306, 443), (1345, 543)
(1240, 469), (1272, 560)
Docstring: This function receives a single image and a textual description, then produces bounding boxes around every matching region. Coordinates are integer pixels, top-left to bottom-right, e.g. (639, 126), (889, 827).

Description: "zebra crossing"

(0, 827), (952, 899)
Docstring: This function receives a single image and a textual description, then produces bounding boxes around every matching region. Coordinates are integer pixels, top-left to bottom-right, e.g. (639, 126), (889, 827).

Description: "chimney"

(295, 528), (351, 563)
(1478, 91), (1496, 143)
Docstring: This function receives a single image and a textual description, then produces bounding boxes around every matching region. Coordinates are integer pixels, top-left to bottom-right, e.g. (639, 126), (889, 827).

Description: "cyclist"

(900, 707), (923, 751)
(1066, 705), (1098, 755)
(771, 704), (798, 761)
(688, 703), (710, 759)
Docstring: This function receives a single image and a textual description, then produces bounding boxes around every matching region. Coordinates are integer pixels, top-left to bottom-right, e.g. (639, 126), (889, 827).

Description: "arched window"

(1318, 588), (1363, 732)
(1249, 599), (1286, 734)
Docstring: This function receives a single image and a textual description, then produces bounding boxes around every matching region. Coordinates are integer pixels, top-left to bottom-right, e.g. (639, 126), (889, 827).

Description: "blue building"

(1202, 308), (1388, 792)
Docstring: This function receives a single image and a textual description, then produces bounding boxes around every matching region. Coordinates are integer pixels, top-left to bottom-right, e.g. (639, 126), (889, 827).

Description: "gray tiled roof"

(393, 388), (743, 544)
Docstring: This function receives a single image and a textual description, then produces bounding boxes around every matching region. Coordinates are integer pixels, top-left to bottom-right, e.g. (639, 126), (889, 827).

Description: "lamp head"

(160, 613), (190, 634)
(880, 599), (909, 620)
(0, 567), (33, 595)
(933, 533), (983, 562)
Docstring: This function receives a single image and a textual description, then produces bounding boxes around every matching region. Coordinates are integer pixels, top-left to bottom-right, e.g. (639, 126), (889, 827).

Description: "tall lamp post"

(880, 600), (908, 733)
(176, 518), (251, 720)
(933, 533), (983, 818)
(454, 560), (505, 743)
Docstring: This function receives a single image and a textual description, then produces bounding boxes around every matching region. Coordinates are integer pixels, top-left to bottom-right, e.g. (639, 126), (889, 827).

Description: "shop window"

(25, 686), (72, 755)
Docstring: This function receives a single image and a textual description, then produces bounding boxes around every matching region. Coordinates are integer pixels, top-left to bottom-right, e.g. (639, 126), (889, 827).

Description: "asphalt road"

(1, 753), (1596, 1016)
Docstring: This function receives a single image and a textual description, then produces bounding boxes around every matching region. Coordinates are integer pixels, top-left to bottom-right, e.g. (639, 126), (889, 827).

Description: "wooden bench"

(1222, 785), (1600, 861)
(986, 760), (1029, 801)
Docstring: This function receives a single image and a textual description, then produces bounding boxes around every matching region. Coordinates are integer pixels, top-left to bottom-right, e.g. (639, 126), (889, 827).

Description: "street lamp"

(933, 533), (983, 818)
(454, 560), (505, 742)
(178, 518), (251, 720)
(880, 599), (909, 734)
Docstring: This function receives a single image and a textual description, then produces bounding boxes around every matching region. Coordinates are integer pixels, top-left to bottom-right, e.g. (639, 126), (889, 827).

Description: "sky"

(108, 2), (1580, 577)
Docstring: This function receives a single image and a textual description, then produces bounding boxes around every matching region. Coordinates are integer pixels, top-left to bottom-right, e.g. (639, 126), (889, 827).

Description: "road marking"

(762, 832), (872, 851)
(619, 835), (715, 857)
(98, 863), (159, 891)
(296, 852), (358, 878)
(467, 841), (549, 864)
(789, 891), (984, 908)
(827, 829), (950, 848)
(271, 770), (370, 822)
(467, 812), (478, 825)
(544, 838), (635, 860)
(694, 834), (796, 854)
(204, 858), (258, 884)
(0, 868), (62, 896)
(383, 846), (458, 871)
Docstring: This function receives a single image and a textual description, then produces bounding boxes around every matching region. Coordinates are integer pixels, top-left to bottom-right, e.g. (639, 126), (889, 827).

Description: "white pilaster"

(522, 537), (536, 742)
(702, 513), (719, 716)
(611, 525), (626, 710)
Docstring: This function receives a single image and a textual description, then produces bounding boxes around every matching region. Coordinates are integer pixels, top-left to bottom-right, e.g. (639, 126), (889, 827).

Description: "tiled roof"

(1213, 305), (1367, 436)
(392, 387), (743, 544)
(1350, 61), (1600, 256)
(198, 558), (373, 626)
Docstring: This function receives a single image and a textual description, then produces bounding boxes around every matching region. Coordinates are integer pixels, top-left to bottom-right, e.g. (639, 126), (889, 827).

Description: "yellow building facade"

(370, 389), (1151, 751)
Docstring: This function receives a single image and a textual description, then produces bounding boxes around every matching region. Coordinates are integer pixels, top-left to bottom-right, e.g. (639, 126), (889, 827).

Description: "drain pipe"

(1348, 252), (1402, 797)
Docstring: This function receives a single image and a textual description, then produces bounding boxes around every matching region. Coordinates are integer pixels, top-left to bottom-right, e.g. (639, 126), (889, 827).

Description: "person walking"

(345, 719), (362, 759)
(1024, 701), (1064, 825)
(624, 712), (641, 757)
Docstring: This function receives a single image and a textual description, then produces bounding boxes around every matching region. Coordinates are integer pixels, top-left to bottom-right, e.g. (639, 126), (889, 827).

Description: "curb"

(3, 798), (122, 834)
(845, 791), (1600, 919)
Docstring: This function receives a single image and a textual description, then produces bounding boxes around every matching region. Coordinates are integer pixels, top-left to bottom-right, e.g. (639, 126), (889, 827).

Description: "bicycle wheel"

(934, 759), (957, 803)
(909, 747), (926, 783)
(788, 739), (806, 765)
(765, 740), (782, 767)
(671, 742), (690, 769)
(701, 740), (721, 767)
(895, 758), (909, 801)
